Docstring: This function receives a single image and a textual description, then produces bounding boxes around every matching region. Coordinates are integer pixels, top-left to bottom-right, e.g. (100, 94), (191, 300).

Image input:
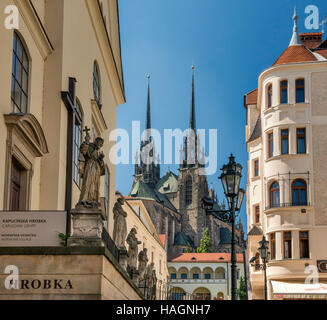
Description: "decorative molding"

(91, 99), (108, 133)
(14, 0), (54, 60)
(85, 0), (125, 105)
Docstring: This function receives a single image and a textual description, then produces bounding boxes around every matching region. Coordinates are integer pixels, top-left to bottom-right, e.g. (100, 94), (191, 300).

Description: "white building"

(167, 253), (244, 300)
(245, 9), (327, 300)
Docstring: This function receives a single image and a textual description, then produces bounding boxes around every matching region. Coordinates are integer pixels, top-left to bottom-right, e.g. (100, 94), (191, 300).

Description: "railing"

(101, 228), (119, 262)
(265, 202), (311, 210)
(169, 278), (226, 284)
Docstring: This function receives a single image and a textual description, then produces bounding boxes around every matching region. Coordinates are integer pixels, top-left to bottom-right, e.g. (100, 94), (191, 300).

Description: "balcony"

(265, 202), (311, 211)
(169, 278), (227, 284)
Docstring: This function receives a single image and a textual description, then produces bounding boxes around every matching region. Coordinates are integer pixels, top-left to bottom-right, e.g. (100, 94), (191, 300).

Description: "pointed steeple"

(289, 6), (301, 46)
(189, 65), (196, 130)
(145, 74), (151, 142)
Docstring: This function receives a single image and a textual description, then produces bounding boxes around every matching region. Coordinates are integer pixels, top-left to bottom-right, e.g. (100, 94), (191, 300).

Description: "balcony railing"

(265, 202), (311, 210)
(169, 278), (227, 284)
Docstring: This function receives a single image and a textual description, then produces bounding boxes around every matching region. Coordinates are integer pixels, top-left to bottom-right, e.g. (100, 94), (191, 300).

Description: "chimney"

(299, 32), (322, 49)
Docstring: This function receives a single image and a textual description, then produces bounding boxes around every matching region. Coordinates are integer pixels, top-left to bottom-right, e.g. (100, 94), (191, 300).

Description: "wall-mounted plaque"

(0, 211), (67, 247)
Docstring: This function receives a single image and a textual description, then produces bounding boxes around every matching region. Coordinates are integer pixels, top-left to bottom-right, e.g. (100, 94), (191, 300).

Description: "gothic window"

(93, 61), (101, 104)
(11, 32), (29, 114)
(296, 79), (305, 103)
(185, 176), (192, 205)
(292, 179), (307, 206)
(280, 80), (288, 104)
(73, 101), (83, 187)
(269, 181), (280, 208)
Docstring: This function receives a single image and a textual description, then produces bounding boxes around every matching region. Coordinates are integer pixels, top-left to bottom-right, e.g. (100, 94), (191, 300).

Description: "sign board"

(317, 260), (327, 273)
(0, 211), (67, 247)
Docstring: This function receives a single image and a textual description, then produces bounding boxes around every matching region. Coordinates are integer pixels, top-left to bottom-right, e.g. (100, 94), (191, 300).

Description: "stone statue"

(113, 197), (128, 249)
(126, 228), (141, 270)
(145, 262), (155, 299)
(151, 269), (157, 300)
(77, 127), (105, 209)
(138, 248), (148, 280)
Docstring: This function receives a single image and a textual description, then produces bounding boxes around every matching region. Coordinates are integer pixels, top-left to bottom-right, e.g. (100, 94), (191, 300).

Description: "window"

(11, 32), (29, 114)
(280, 80), (288, 104)
(193, 273), (199, 279)
(204, 273), (211, 280)
(105, 167), (110, 218)
(254, 253), (260, 271)
(270, 181), (280, 208)
(268, 133), (274, 158)
(255, 205), (260, 223)
(267, 84), (273, 108)
(297, 128), (306, 154)
(185, 176), (192, 205)
(283, 231), (292, 259)
(254, 159), (259, 177)
(170, 273), (176, 279)
(73, 101), (83, 187)
(281, 129), (289, 155)
(296, 79), (305, 103)
(9, 158), (24, 211)
(300, 231), (310, 259)
(270, 233), (276, 260)
(93, 61), (101, 104)
(181, 273), (187, 279)
(292, 179), (307, 206)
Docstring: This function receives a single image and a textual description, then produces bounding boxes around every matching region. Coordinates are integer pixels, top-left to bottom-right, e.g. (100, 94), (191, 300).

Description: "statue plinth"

(67, 208), (106, 247)
(118, 247), (128, 271)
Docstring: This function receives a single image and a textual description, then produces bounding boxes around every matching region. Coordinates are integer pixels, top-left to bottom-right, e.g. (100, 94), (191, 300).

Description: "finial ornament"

(192, 65), (195, 70)
(289, 6), (301, 46)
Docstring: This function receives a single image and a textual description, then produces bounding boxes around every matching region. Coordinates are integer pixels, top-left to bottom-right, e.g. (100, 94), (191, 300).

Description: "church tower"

(177, 66), (209, 247)
(134, 75), (160, 186)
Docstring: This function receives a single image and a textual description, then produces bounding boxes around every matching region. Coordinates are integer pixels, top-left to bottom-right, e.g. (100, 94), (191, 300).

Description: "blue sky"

(116, 0), (327, 229)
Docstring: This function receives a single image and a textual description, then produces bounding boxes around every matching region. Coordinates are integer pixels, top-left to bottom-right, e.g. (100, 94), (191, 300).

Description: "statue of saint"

(138, 248), (148, 280)
(77, 127), (105, 209)
(113, 197), (128, 249)
(126, 228), (141, 270)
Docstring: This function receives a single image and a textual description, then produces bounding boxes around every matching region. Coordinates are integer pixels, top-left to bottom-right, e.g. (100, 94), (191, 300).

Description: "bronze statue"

(113, 197), (128, 249)
(126, 228), (141, 270)
(77, 127), (105, 209)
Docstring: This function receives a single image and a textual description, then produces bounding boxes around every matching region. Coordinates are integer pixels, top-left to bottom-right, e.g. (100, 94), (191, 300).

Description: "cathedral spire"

(289, 6), (301, 46)
(189, 65), (196, 131)
(145, 74), (151, 142)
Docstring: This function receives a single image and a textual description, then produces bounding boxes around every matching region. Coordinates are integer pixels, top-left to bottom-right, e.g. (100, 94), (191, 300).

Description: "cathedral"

(129, 67), (245, 254)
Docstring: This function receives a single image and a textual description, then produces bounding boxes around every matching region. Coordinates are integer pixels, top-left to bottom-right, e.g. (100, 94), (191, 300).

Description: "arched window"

(185, 176), (192, 205)
(280, 80), (288, 104)
(270, 181), (280, 208)
(296, 79), (305, 103)
(93, 61), (101, 104)
(11, 32), (29, 114)
(254, 253), (260, 271)
(267, 84), (272, 108)
(292, 179), (307, 206)
(73, 100), (83, 187)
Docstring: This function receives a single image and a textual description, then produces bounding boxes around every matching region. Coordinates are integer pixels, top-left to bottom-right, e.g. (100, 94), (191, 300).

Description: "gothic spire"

(289, 6), (301, 46)
(145, 74), (151, 142)
(189, 65), (196, 131)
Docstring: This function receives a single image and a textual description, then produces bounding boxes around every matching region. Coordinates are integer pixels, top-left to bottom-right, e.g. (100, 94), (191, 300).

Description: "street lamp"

(250, 235), (270, 300)
(201, 154), (244, 300)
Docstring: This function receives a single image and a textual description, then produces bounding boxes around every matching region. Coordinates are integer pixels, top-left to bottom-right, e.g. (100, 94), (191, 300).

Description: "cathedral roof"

(247, 225), (263, 236)
(219, 227), (232, 244)
(156, 170), (179, 194)
(129, 180), (177, 212)
(173, 232), (194, 247)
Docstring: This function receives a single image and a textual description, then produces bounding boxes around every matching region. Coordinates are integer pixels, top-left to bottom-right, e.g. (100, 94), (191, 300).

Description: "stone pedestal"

(118, 248), (128, 271)
(67, 209), (105, 247)
(127, 267), (139, 285)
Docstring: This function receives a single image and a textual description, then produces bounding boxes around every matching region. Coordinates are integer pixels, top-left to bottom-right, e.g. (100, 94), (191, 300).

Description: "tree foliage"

(197, 228), (214, 253)
(237, 276), (247, 300)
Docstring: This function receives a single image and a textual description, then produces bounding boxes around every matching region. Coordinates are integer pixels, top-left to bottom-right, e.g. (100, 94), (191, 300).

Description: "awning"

(271, 281), (327, 299)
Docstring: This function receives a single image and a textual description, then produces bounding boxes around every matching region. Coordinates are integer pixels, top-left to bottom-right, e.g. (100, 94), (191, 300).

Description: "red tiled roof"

(300, 32), (322, 49)
(159, 234), (166, 248)
(273, 45), (317, 66)
(244, 88), (258, 107)
(168, 252), (244, 263)
(314, 49), (327, 59)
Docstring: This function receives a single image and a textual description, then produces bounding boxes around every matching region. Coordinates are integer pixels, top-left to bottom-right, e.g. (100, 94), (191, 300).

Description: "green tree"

(185, 242), (193, 253)
(237, 276), (247, 300)
(197, 228), (214, 253)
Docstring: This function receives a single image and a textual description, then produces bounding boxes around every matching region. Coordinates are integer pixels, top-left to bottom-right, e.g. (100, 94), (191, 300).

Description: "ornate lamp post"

(250, 235), (270, 300)
(201, 154), (244, 300)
